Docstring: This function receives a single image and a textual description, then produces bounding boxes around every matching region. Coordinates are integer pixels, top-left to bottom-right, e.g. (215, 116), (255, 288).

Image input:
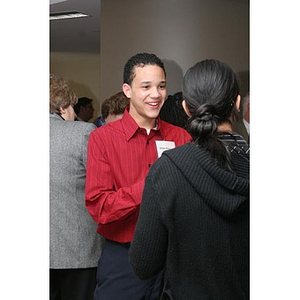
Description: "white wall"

(100, 0), (249, 101)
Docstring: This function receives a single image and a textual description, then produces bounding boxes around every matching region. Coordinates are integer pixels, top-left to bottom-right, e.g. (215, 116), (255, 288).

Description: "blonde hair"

(49, 74), (77, 114)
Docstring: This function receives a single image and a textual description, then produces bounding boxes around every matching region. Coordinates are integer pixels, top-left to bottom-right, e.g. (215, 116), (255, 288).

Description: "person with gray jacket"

(50, 74), (103, 300)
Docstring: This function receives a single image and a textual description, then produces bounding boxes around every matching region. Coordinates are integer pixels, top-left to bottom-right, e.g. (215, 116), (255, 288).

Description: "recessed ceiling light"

(50, 11), (90, 21)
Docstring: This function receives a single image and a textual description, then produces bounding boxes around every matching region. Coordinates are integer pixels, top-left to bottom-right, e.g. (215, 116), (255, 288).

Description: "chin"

(146, 111), (160, 119)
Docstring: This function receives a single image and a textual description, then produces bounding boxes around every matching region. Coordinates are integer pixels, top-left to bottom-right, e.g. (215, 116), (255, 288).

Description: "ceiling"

(50, 0), (101, 53)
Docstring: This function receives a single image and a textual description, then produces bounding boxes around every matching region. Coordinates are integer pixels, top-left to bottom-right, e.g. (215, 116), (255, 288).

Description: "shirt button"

(148, 164), (151, 168)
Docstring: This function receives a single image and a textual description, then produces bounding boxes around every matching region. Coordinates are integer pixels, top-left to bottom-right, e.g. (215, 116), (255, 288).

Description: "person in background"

(93, 91), (129, 127)
(74, 97), (95, 122)
(129, 59), (250, 299)
(233, 92), (250, 143)
(85, 53), (191, 300)
(159, 91), (188, 128)
(50, 74), (103, 300)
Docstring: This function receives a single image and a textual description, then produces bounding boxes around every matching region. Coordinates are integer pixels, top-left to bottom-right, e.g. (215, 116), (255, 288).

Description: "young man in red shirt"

(85, 53), (191, 300)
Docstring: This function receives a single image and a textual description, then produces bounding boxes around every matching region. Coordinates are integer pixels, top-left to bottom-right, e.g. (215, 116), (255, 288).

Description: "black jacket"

(129, 136), (249, 300)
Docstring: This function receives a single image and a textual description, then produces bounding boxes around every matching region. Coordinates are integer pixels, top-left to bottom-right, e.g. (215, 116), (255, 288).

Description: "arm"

(129, 171), (168, 280)
(85, 131), (145, 226)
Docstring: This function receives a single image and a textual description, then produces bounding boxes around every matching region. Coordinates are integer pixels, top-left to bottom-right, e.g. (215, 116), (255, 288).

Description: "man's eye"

(159, 85), (166, 89)
(142, 86), (149, 89)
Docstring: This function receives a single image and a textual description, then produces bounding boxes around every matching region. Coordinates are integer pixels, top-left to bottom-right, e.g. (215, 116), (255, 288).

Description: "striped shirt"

(219, 133), (250, 155)
(85, 108), (191, 243)
(219, 133), (250, 177)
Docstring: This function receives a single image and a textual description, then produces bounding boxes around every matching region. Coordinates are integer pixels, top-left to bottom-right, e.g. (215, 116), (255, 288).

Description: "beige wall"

(50, 52), (102, 120)
(50, 0), (249, 118)
(100, 0), (249, 101)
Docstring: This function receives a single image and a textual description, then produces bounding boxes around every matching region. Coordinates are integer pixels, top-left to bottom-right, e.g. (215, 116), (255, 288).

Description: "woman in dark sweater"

(129, 59), (249, 300)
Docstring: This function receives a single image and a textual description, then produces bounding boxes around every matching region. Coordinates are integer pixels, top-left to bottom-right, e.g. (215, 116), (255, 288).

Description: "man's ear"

(182, 100), (192, 117)
(122, 83), (131, 99)
(235, 94), (241, 112)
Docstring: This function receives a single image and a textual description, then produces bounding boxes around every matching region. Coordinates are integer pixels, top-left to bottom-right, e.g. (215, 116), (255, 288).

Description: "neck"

(130, 112), (157, 129)
(217, 120), (233, 134)
(139, 118), (157, 130)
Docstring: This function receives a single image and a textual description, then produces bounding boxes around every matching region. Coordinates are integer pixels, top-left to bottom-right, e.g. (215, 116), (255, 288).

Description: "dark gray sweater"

(129, 136), (249, 299)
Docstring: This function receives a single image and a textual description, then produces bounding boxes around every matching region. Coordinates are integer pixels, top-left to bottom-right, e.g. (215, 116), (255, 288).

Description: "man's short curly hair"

(123, 53), (166, 85)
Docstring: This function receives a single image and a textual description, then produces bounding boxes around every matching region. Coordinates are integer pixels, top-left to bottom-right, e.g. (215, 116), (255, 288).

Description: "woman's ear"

(235, 95), (241, 112)
(182, 100), (192, 117)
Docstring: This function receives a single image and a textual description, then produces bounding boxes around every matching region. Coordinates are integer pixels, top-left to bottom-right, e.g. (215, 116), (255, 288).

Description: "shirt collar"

(121, 108), (164, 141)
(50, 113), (65, 121)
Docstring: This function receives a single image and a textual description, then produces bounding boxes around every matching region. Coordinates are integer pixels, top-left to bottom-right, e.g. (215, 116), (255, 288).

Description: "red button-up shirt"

(85, 109), (191, 242)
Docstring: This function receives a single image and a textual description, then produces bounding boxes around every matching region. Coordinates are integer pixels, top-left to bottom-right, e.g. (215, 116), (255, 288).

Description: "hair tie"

(199, 112), (213, 122)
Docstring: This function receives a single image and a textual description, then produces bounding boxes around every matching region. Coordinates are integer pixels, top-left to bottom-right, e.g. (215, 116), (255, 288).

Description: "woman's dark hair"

(123, 53), (166, 85)
(182, 59), (240, 170)
(160, 92), (188, 128)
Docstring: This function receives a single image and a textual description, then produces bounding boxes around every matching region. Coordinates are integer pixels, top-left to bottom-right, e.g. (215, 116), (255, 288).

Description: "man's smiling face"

(123, 64), (167, 129)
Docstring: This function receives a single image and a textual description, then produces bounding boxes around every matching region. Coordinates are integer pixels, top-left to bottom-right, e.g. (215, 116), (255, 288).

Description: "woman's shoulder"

(150, 143), (195, 174)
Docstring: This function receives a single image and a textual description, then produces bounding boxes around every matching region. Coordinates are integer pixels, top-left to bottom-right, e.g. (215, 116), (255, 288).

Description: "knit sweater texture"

(129, 136), (249, 300)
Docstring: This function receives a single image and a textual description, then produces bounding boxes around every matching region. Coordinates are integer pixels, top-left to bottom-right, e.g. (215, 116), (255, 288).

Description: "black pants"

(50, 267), (97, 300)
(94, 240), (162, 300)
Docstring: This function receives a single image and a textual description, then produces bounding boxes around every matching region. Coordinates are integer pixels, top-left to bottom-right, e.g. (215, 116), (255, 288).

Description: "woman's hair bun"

(187, 104), (218, 140)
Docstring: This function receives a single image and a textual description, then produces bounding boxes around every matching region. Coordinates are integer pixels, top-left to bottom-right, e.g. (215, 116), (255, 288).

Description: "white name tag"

(155, 140), (175, 157)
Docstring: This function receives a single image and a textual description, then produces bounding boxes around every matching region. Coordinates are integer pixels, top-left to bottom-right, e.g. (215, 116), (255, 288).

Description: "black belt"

(106, 239), (131, 248)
